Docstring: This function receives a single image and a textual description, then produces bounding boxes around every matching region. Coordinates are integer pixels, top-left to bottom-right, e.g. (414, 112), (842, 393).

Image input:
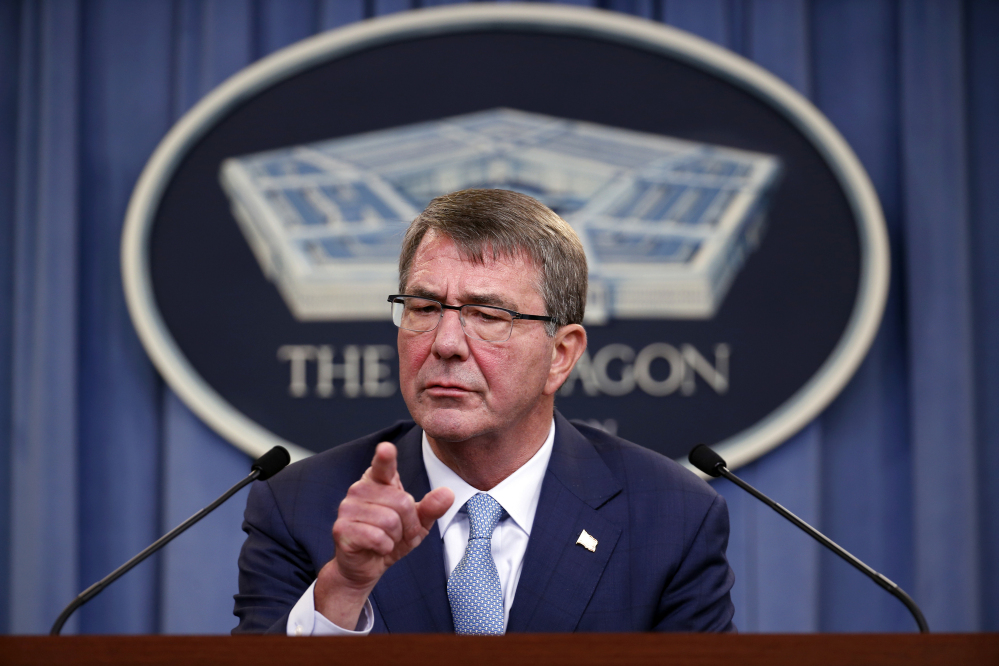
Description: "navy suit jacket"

(233, 412), (735, 633)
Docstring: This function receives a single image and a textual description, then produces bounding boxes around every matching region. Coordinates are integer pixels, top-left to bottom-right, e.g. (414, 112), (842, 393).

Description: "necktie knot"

(465, 492), (506, 540)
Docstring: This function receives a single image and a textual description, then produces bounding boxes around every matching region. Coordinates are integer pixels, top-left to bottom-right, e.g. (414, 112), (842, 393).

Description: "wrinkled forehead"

(439, 228), (536, 265)
(415, 229), (539, 270)
(405, 231), (544, 303)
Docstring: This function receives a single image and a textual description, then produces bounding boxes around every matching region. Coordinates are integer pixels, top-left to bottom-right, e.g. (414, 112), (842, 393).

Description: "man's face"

(398, 232), (557, 445)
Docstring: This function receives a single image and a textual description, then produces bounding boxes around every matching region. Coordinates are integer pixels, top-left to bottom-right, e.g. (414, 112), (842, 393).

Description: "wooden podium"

(3, 633), (997, 665)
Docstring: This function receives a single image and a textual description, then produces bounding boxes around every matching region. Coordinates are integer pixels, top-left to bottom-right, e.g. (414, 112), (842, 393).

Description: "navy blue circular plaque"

(124, 6), (887, 468)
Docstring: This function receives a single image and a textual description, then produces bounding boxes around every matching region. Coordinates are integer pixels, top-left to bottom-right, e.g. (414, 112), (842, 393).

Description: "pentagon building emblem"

(124, 5), (888, 468)
(219, 108), (781, 324)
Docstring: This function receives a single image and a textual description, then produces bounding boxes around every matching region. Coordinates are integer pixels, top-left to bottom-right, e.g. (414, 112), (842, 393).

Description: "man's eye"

(406, 302), (437, 314)
(469, 308), (503, 322)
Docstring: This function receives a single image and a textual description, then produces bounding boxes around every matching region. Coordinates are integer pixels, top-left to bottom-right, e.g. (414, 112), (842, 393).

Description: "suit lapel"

(371, 426), (454, 633)
(507, 413), (623, 632)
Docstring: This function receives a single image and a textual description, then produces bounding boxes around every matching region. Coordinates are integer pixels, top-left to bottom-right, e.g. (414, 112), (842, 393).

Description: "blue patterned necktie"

(448, 492), (508, 635)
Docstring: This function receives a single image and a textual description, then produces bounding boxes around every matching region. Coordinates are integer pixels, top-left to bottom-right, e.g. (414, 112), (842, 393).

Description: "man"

(234, 189), (735, 635)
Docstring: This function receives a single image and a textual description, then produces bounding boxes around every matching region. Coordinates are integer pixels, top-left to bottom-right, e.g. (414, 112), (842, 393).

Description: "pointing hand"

(314, 442), (454, 628)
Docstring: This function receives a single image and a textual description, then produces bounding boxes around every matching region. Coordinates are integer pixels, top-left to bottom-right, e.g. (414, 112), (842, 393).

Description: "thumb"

(416, 487), (454, 531)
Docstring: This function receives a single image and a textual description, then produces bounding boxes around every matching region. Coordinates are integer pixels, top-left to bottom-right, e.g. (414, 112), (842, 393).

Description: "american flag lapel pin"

(576, 529), (598, 552)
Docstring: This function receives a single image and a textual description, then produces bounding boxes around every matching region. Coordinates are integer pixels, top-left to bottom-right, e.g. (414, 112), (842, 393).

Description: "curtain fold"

(76, 0), (175, 635)
(967, 0), (999, 632)
(0, 0), (22, 638)
(9, 0), (82, 634)
(811, 0), (915, 632)
(901, 0), (980, 631)
(0, 0), (995, 634)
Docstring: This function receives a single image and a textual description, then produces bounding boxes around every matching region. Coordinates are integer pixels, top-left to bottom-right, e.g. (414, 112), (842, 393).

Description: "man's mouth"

(424, 382), (474, 397)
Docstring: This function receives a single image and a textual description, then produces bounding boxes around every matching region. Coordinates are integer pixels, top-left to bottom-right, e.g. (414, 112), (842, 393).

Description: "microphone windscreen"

(688, 444), (726, 477)
(251, 446), (291, 480)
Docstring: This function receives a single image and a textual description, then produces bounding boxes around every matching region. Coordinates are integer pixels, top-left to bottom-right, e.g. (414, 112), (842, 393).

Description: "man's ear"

(544, 324), (587, 396)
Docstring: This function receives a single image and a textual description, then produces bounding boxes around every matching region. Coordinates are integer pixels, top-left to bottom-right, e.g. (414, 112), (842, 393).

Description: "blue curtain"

(1, 0), (996, 635)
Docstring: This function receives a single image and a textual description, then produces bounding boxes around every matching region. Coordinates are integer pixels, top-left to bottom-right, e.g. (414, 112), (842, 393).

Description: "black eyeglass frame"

(387, 294), (555, 341)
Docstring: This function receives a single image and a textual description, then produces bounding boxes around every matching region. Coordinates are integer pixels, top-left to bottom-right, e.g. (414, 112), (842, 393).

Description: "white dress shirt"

(287, 420), (555, 636)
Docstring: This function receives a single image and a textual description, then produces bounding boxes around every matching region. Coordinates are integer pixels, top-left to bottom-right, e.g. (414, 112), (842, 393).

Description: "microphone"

(251, 445), (292, 480)
(50, 445), (291, 635)
(688, 444), (929, 633)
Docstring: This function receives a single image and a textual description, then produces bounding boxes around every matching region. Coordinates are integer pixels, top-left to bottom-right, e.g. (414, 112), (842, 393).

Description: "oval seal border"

(121, 4), (889, 470)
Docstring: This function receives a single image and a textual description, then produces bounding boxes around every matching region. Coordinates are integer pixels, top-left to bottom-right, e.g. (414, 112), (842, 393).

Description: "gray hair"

(398, 188), (587, 336)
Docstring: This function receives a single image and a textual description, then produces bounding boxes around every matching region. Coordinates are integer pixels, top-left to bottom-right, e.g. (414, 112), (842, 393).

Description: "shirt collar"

(422, 418), (555, 537)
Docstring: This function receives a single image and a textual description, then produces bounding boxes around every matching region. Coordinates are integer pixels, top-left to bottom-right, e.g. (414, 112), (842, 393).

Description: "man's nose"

(431, 308), (469, 359)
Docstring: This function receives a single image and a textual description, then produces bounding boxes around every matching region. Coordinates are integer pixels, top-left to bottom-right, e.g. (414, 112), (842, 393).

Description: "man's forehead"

(416, 230), (534, 263)
(405, 234), (543, 306)
(410, 232), (540, 273)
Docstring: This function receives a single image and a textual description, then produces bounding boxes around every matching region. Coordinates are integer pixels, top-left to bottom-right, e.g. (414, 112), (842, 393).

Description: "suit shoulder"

(568, 419), (717, 498)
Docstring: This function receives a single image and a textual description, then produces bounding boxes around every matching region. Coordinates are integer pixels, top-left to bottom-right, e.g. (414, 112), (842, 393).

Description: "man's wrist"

(314, 558), (378, 629)
(287, 580), (375, 636)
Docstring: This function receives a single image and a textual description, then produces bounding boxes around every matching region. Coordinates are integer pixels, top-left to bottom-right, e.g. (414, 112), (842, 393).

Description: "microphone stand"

(50, 446), (289, 635)
(689, 444), (929, 634)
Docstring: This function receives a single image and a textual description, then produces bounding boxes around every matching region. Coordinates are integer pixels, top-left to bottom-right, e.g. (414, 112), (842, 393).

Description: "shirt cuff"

(286, 580), (374, 636)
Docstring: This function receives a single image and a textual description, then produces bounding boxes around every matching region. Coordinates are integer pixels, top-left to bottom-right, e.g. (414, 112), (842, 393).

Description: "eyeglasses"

(387, 295), (554, 342)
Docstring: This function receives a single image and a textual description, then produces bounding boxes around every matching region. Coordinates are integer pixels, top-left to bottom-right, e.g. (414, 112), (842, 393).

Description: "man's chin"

(417, 409), (489, 444)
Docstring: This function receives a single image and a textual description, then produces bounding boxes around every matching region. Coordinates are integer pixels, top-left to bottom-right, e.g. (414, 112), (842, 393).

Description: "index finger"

(368, 442), (398, 486)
